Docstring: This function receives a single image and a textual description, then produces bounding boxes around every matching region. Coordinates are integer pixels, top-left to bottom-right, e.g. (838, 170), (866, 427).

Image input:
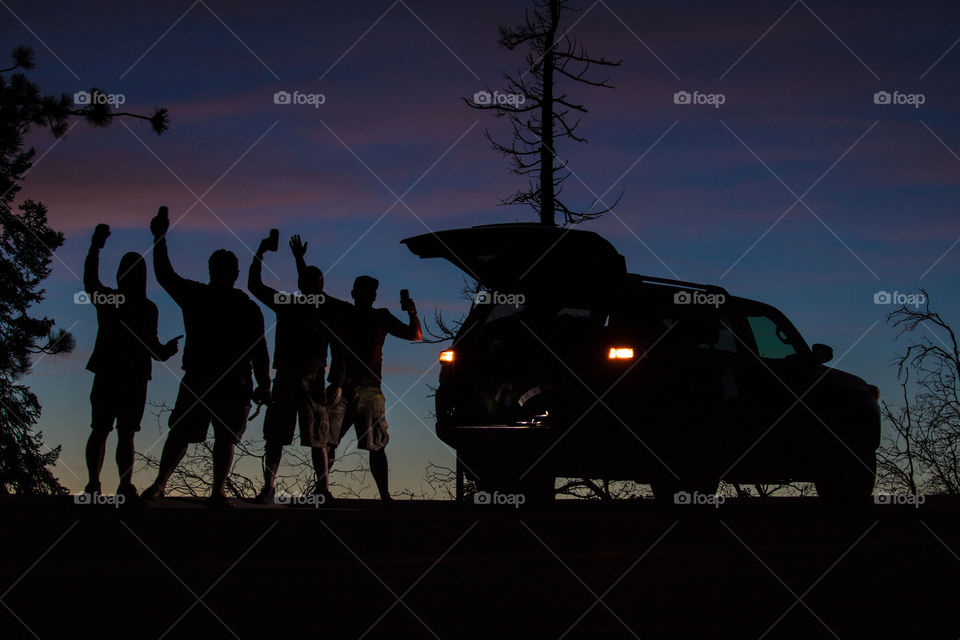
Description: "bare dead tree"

(466, 0), (621, 226)
(390, 463), (459, 501)
(876, 368), (920, 494)
(554, 479), (815, 501)
(730, 482), (816, 498)
(876, 290), (960, 494)
(555, 477), (649, 500)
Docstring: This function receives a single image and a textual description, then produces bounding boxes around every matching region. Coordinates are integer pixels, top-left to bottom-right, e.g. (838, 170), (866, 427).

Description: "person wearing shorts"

(327, 276), (421, 501)
(140, 207), (270, 506)
(82, 222), (180, 500)
(328, 385), (389, 453)
(89, 374), (149, 438)
(166, 373), (253, 445)
(249, 233), (348, 503)
(263, 371), (329, 448)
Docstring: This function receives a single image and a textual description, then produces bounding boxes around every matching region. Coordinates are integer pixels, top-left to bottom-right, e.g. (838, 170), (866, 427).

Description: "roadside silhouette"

(140, 207), (270, 506)
(328, 276), (422, 501)
(83, 223), (180, 499)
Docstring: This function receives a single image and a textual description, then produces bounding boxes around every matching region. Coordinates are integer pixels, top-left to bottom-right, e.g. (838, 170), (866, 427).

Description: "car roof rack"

(631, 274), (730, 297)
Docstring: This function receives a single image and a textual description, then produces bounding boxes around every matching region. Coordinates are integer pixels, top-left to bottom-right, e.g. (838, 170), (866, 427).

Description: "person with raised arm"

(249, 231), (346, 504)
(140, 207), (270, 506)
(327, 276), (422, 502)
(82, 223), (180, 501)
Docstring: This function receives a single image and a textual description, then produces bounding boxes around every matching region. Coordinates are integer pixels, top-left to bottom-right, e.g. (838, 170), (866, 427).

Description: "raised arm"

(248, 235), (279, 311)
(150, 206), (191, 304)
(83, 224), (111, 294)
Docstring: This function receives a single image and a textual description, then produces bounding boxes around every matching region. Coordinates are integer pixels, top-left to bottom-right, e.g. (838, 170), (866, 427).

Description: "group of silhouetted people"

(82, 206), (421, 506)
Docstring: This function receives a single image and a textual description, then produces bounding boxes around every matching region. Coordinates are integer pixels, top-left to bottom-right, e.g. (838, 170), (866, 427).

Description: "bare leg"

(370, 448), (390, 501)
(84, 431), (107, 492)
(262, 441), (283, 491)
(115, 430), (136, 489)
(311, 447), (329, 493)
(211, 439), (235, 497)
(150, 434), (188, 492)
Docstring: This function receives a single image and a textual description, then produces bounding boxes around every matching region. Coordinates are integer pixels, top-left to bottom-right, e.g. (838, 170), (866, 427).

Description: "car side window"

(662, 314), (739, 353)
(747, 314), (799, 359)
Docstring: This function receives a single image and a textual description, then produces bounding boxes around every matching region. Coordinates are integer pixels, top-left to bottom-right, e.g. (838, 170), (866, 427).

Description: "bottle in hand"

(265, 228), (279, 252)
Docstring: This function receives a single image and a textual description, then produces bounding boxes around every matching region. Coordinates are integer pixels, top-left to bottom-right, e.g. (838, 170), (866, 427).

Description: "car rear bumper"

(436, 421), (554, 447)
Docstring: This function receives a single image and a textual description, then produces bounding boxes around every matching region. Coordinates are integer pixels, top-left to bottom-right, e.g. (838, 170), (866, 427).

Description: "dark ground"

(1, 495), (957, 639)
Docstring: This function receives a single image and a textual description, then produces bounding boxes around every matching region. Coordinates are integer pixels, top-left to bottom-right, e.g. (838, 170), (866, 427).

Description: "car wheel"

(815, 448), (876, 506)
(519, 473), (555, 504)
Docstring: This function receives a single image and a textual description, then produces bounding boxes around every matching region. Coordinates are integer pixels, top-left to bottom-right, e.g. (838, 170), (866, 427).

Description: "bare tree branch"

(877, 291), (960, 494)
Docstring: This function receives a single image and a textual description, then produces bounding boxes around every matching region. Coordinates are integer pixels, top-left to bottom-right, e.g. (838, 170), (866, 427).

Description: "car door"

(729, 302), (821, 476)
(613, 298), (747, 472)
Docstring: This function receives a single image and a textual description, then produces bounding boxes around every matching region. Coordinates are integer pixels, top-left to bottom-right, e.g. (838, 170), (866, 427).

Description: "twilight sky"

(5, 0), (960, 495)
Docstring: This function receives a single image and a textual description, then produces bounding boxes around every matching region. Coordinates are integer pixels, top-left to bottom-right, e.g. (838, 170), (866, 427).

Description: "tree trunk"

(539, 0), (559, 226)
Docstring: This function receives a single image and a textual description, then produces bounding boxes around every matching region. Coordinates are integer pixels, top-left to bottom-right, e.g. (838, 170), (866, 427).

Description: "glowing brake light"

(439, 350), (455, 363)
(607, 347), (635, 360)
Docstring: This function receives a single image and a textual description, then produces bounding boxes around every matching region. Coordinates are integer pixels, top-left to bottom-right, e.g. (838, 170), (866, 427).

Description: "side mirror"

(811, 343), (833, 364)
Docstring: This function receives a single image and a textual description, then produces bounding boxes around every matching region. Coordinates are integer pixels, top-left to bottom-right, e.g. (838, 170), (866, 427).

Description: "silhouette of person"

(327, 276), (422, 501)
(83, 223), (181, 500)
(248, 232), (347, 504)
(140, 207), (270, 506)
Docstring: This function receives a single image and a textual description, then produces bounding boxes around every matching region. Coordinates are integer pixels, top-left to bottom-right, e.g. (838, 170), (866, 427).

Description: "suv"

(403, 224), (880, 503)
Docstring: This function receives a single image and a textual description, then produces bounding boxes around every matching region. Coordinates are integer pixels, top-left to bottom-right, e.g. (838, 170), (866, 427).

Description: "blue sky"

(4, 0), (959, 494)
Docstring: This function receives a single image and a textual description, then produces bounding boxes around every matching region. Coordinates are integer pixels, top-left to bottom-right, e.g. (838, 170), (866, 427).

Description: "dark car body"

(403, 224), (880, 501)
